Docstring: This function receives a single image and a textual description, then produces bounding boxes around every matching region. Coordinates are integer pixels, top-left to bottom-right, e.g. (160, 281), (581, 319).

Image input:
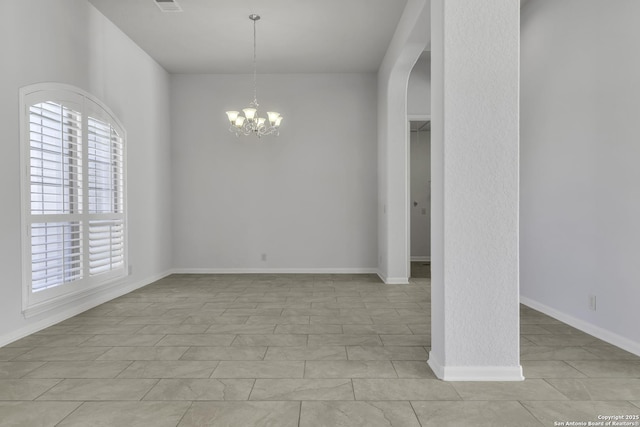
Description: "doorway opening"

(409, 119), (431, 279)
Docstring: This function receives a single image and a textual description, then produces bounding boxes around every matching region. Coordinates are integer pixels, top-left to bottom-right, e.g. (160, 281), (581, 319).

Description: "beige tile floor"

(1, 270), (640, 426)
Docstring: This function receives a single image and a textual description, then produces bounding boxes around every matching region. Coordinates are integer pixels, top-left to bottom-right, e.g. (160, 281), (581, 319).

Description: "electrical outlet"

(128, 265), (133, 275)
(588, 295), (597, 311)
(261, 253), (267, 262)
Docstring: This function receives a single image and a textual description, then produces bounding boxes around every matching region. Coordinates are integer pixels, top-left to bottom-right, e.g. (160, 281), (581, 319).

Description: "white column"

(429, 0), (522, 381)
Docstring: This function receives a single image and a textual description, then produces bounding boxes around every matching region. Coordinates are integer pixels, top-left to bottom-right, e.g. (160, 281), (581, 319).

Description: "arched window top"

(21, 83), (125, 137)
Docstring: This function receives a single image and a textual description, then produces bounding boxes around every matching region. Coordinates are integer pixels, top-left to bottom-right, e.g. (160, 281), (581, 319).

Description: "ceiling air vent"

(155, 0), (183, 12)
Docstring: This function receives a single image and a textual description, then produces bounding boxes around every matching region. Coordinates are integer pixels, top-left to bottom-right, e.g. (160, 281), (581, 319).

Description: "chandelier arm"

(229, 122), (279, 138)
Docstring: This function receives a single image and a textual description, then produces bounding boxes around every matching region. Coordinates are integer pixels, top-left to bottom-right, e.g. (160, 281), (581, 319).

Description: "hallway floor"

(411, 261), (431, 279)
(1, 274), (639, 426)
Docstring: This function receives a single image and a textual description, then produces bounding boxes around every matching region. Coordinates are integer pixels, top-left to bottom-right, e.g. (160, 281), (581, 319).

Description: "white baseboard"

(410, 256), (431, 262)
(428, 351), (524, 381)
(0, 270), (172, 348)
(376, 271), (409, 285)
(385, 277), (410, 285)
(520, 296), (640, 357)
(170, 268), (378, 275)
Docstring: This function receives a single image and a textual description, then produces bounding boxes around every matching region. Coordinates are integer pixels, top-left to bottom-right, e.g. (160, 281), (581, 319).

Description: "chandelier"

(225, 14), (282, 137)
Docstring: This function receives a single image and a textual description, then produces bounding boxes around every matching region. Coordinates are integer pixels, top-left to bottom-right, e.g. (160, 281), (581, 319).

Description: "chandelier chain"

(253, 17), (258, 105)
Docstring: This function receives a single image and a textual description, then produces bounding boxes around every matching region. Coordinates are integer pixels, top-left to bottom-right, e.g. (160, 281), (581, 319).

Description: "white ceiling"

(87, 0), (408, 74)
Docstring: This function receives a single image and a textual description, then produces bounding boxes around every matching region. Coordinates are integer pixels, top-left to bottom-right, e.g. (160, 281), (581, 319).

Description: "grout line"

(31, 377), (64, 401)
(207, 362), (219, 379)
(229, 335), (239, 346)
(178, 346), (192, 361)
(409, 401), (424, 427)
(18, 361), (47, 378)
(247, 378), (257, 400)
(540, 377), (573, 400)
(448, 382), (465, 401)
(153, 333), (168, 347)
(517, 400), (546, 426)
(560, 360), (591, 378)
(390, 360), (400, 378)
(138, 378), (161, 401)
(52, 400), (85, 426)
(175, 401), (194, 427)
(114, 360), (136, 378)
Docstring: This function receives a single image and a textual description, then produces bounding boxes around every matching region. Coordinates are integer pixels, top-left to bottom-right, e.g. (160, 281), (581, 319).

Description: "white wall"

(170, 73), (377, 272)
(408, 53), (431, 117)
(377, 0), (430, 284)
(0, 0), (172, 344)
(410, 130), (431, 259)
(521, 0), (640, 354)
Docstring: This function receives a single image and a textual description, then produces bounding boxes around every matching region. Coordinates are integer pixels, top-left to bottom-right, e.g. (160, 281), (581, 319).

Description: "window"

(20, 84), (127, 315)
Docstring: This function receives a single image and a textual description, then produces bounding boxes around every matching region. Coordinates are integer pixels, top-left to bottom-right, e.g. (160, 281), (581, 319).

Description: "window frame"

(20, 83), (128, 317)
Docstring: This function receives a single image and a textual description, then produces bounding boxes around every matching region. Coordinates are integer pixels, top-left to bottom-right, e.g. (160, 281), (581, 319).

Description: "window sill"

(23, 273), (127, 318)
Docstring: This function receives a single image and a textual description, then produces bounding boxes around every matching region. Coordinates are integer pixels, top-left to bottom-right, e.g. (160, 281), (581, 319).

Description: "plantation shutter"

(28, 102), (84, 291)
(87, 116), (125, 276)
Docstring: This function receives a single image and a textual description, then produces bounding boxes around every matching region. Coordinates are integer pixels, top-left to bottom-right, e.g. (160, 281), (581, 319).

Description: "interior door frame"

(407, 114), (431, 278)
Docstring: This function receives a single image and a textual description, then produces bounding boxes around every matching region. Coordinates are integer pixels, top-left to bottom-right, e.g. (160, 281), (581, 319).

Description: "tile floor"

(1, 272), (639, 426)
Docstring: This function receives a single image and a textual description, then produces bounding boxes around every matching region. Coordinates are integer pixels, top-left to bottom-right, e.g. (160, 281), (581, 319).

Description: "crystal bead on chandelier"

(226, 14), (282, 137)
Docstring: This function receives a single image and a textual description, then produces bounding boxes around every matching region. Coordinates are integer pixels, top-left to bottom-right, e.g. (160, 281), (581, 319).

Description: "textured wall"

(430, 0), (521, 379)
